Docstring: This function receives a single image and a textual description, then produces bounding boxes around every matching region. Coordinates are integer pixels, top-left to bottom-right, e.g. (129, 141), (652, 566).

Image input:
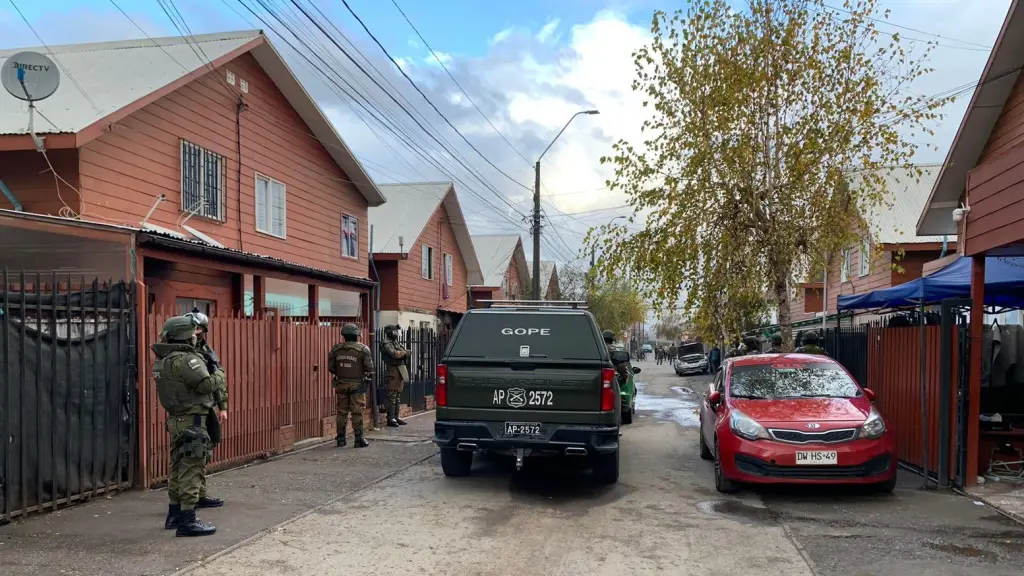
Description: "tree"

(556, 261), (588, 301)
(586, 0), (948, 346)
(587, 277), (648, 337)
(655, 312), (687, 341)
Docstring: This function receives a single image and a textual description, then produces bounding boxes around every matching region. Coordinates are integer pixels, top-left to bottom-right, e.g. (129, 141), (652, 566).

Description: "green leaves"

(585, 0), (947, 344)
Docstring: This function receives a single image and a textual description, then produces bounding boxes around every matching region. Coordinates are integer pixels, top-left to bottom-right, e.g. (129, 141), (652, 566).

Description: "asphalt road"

(188, 361), (1024, 576)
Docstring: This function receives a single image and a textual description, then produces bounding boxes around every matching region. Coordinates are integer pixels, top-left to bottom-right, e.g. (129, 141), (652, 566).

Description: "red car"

(698, 353), (897, 493)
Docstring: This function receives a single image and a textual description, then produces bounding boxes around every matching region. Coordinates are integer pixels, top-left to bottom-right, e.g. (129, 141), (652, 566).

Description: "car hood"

(731, 397), (870, 423)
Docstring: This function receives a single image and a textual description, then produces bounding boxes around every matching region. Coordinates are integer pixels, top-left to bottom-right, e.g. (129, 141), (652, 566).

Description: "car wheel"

(874, 474), (898, 494)
(622, 407), (633, 425)
(699, 428), (713, 461)
(593, 448), (620, 485)
(713, 439), (739, 493)
(440, 447), (473, 477)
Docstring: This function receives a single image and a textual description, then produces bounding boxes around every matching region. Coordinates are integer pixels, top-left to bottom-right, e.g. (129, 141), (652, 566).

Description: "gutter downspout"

(0, 180), (23, 211)
(368, 225), (381, 428)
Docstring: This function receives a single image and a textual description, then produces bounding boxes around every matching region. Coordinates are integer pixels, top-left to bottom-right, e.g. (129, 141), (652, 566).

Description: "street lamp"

(590, 215), (627, 268)
(532, 109), (600, 300)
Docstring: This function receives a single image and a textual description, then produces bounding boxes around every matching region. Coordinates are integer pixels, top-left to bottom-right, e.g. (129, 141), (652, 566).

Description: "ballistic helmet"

(162, 315), (199, 342)
(602, 330), (615, 343)
(186, 308), (209, 332)
(802, 331), (819, 344)
(770, 332), (784, 346)
(342, 323), (360, 337)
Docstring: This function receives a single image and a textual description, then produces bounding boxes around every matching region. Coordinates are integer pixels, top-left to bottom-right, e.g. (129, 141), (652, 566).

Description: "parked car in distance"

(698, 353), (896, 494)
(642, 344), (653, 354)
(675, 342), (708, 376)
(610, 349), (641, 424)
(433, 302), (622, 484)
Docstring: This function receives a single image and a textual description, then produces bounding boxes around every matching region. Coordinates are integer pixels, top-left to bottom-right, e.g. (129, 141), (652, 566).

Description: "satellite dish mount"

(2, 51), (62, 150)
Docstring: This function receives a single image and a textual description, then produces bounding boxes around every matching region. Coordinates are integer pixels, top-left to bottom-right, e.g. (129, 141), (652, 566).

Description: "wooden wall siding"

(890, 251), (942, 286)
(394, 201), (468, 314)
(979, 72), (1024, 164)
(502, 258), (526, 300)
(144, 258), (236, 314)
(0, 149), (81, 216)
(965, 140), (1024, 255)
(373, 260), (400, 310)
(790, 246), (893, 323)
(77, 53), (369, 278)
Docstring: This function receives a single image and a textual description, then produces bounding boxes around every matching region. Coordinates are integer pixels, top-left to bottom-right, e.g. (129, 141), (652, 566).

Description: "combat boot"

(393, 400), (407, 426)
(197, 496), (224, 508)
(336, 435), (346, 447)
(164, 504), (181, 530)
(386, 401), (399, 427)
(353, 434), (369, 448)
(174, 509), (217, 537)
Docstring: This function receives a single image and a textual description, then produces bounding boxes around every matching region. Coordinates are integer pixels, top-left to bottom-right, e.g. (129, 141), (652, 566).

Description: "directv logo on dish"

(11, 62), (50, 72)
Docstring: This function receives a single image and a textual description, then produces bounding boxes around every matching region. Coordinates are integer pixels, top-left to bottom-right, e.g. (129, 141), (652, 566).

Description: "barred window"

(180, 140), (225, 221)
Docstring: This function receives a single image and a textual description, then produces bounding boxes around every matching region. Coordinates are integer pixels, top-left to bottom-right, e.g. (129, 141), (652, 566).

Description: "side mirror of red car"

(863, 388), (876, 401)
(708, 390), (722, 410)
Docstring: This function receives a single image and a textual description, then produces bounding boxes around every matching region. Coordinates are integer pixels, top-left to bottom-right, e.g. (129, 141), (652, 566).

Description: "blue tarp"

(837, 256), (1024, 311)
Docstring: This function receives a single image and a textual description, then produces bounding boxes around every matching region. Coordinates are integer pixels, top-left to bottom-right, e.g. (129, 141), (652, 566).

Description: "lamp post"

(533, 109), (600, 299)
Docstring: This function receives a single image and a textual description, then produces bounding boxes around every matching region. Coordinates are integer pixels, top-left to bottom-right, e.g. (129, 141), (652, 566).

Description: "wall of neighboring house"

(0, 149), (81, 216)
(144, 258), (235, 315)
(75, 52), (369, 279)
(393, 200), (469, 316)
(978, 72), (1024, 164)
(500, 249), (527, 300)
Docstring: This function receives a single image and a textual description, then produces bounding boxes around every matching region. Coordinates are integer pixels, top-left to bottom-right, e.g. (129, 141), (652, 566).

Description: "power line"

(821, 2), (992, 50)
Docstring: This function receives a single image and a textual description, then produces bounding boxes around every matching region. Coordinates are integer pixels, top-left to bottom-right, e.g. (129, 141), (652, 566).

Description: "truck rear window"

(448, 312), (603, 360)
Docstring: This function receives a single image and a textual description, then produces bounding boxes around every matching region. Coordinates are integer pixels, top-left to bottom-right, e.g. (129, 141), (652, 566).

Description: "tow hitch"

(514, 448), (530, 471)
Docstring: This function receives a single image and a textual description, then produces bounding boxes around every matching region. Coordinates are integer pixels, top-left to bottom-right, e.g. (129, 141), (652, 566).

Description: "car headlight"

(729, 408), (769, 441)
(859, 405), (886, 439)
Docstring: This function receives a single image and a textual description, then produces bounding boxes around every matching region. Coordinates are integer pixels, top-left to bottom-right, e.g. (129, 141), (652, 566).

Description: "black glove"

(202, 350), (221, 373)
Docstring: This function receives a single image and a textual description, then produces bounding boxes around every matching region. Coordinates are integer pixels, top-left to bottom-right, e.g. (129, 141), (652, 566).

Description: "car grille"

(734, 453), (891, 479)
(768, 428), (858, 444)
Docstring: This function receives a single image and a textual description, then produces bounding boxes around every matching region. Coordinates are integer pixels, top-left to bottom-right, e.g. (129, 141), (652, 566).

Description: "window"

(443, 253), (453, 286)
(255, 174), (286, 238)
(840, 248), (852, 283)
(859, 239), (871, 277)
(176, 298), (215, 317)
(180, 140), (225, 221)
(729, 363), (861, 399)
(421, 245), (434, 279)
(342, 215), (358, 259)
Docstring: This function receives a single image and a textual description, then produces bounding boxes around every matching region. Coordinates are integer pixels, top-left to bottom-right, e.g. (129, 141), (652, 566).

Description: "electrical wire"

(821, 2), (992, 50)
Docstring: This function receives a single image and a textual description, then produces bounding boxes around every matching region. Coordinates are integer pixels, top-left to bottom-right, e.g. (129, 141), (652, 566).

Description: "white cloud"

(490, 27), (515, 44)
(424, 51), (453, 67)
(536, 18), (561, 43)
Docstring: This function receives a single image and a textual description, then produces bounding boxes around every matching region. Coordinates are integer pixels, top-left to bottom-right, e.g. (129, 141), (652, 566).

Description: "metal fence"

(1, 271), (135, 521)
(371, 327), (449, 414)
(822, 325), (869, 386)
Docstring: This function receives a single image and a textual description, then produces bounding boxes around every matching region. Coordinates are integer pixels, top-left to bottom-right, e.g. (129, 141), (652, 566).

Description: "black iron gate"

(372, 326), (449, 415)
(0, 271), (135, 521)
(824, 325), (869, 386)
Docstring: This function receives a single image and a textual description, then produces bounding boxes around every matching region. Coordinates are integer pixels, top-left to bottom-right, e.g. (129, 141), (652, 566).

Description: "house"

(470, 234), (531, 302)
(368, 181), (483, 329)
(526, 261), (561, 300)
(0, 31), (385, 321)
(790, 165), (956, 326)
(916, 0), (1024, 488)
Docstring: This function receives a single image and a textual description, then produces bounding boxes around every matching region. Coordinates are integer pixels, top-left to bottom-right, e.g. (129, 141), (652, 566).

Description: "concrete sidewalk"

(0, 412), (438, 576)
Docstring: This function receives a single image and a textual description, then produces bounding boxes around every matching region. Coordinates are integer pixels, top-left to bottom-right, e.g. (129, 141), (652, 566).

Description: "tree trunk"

(773, 266), (793, 351)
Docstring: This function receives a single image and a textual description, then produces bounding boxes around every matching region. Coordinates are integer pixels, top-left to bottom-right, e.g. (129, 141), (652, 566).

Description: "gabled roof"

(369, 182), (483, 284)
(855, 165), (948, 244)
(526, 261), (558, 296)
(0, 31), (385, 205)
(917, 0), (1022, 235)
(471, 234), (526, 287)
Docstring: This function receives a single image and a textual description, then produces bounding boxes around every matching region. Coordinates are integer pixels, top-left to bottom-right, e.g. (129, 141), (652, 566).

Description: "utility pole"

(532, 110), (600, 299)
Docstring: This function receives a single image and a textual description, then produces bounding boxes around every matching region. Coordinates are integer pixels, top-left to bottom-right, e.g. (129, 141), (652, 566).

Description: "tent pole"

(920, 300), (931, 489)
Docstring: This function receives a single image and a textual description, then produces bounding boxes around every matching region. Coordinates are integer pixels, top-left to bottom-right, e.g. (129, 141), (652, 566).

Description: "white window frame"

(443, 253), (453, 286)
(859, 239), (871, 277)
(342, 214), (358, 260)
(180, 140), (225, 221)
(254, 173), (287, 238)
(840, 248), (852, 283)
(421, 245), (434, 280)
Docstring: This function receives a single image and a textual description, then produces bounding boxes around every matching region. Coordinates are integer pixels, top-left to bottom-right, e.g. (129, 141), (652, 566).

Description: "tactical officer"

(152, 315), (225, 537)
(603, 330), (631, 381)
(742, 336), (762, 355)
(795, 331), (827, 355)
(379, 324), (410, 428)
(766, 332), (785, 353)
(186, 309), (227, 509)
(328, 323), (374, 448)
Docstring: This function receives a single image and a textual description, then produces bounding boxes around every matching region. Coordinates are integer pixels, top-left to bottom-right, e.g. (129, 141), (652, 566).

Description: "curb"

(168, 450), (439, 575)
(957, 487), (1024, 527)
(780, 521), (820, 576)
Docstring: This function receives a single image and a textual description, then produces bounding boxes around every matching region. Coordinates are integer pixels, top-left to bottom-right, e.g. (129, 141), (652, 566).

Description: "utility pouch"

(181, 425), (210, 459)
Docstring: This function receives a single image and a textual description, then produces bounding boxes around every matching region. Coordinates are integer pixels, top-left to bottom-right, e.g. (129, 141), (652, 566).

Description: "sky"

(0, 0), (1014, 279)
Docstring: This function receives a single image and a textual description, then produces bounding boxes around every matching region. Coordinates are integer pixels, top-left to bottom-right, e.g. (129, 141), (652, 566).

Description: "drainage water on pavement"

(695, 499), (780, 526)
(635, 382), (701, 427)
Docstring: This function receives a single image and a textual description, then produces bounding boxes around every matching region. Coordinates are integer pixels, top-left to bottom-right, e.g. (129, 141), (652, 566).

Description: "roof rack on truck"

(475, 300), (589, 310)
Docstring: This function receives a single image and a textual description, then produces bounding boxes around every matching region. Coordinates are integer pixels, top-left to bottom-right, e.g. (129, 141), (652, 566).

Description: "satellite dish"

(2, 51), (61, 102)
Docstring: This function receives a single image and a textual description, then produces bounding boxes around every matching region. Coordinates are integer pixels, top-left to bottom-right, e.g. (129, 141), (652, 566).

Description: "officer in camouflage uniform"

(152, 315), (224, 537)
(795, 331), (827, 355)
(328, 323), (373, 448)
(603, 330), (631, 381)
(380, 324), (409, 428)
(766, 332), (785, 353)
(186, 309), (227, 509)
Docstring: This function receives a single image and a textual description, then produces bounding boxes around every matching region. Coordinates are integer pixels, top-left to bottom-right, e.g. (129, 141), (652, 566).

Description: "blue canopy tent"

(837, 256), (1024, 311)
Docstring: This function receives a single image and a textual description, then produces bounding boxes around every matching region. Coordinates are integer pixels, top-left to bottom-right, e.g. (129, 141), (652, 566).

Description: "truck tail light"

(600, 367), (616, 411)
(435, 364), (448, 407)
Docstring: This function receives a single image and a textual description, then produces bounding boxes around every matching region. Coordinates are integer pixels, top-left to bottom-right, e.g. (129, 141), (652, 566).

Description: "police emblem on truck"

(501, 328), (550, 335)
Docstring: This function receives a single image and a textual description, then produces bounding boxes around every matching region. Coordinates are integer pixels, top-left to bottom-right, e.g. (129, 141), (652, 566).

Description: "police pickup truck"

(433, 301), (622, 484)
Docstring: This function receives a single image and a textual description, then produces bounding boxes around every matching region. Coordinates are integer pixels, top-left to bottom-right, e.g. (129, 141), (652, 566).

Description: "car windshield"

(728, 363), (861, 399)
